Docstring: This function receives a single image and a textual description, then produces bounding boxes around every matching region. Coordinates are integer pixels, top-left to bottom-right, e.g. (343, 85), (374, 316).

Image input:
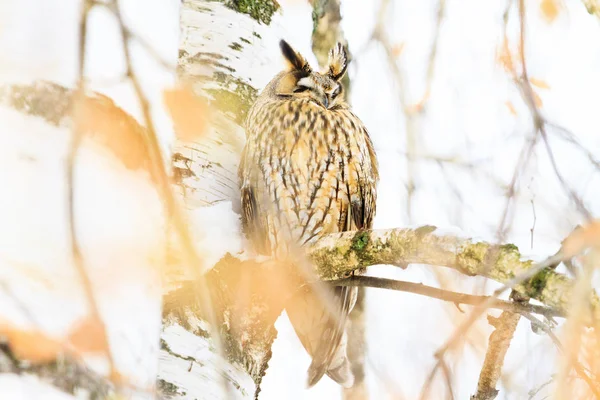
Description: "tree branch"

(582, 0), (600, 19)
(0, 343), (113, 398)
(335, 276), (563, 320)
(470, 292), (524, 400)
(471, 312), (520, 400)
(309, 227), (598, 320)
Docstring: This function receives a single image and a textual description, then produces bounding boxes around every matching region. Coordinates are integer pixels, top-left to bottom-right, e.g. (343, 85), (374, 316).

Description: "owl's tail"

(307, 332), (354, 388)
(286, 285), (357, 388)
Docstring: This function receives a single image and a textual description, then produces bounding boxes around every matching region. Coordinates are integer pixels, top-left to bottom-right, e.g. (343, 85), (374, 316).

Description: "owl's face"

(275, 40), (348, 110)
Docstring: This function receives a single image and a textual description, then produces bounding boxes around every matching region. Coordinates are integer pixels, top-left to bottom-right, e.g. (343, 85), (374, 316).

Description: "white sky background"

(0, 0), (599, 399)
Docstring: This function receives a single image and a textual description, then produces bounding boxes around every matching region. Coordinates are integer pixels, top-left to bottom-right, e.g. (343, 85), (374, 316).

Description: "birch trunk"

(161, 1), (286, 398)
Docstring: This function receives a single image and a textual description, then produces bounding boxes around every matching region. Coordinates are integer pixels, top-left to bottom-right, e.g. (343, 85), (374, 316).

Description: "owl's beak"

(322, 95), (329, 109)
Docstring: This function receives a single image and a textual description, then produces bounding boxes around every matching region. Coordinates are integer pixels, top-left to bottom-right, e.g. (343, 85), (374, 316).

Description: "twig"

(492, 0), (536, 247)
(439, 356), (456, 400)
(108, 0), (230, 396)
(548, 122), (600, 172)
(67, 0), (116, 378)
(419, 361), (440, 400)
(371, 0), (416, 219)
(419, 252), (562, 398)
(334, 276), (563, 319)
(342, 289), (368, 400)
(423, 0), (446, 109)
(513, 0), (591, 221)
(522, 311), (600, 398)
(556, 253), (597, 397)
(470, 293), (523, 400)
(0, 344), (114, 397)
(434, 253), (561, 355)
(538, 129), (592, 220)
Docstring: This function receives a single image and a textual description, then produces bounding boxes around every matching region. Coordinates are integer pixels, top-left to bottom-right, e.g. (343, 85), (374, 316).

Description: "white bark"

(160, 1), (286, 398)
(0, 84), (163, 399)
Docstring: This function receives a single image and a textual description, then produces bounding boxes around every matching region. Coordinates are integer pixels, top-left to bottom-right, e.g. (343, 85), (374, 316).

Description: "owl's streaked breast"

(242, 97), (377, 258)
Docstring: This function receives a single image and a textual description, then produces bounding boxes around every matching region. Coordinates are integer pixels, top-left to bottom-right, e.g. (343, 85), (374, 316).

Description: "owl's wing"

(239, 148), (270, 255)
(308, 158), (378, 386)
(352, 129), (378, 231)
(351, 180), (377, 230)
(324, 132), (378, 384)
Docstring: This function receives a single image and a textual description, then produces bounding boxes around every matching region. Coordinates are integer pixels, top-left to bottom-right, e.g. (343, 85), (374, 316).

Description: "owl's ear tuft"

(280, 40), (311, 73)
(327, 42), (348, 81)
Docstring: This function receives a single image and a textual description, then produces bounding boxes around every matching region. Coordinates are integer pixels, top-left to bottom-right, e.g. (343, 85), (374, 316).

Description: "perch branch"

(309, 227), (596, 320)
(335, 276), (562, 319)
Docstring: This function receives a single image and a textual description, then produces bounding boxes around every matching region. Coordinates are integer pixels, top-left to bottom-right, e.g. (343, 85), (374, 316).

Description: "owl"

(238, 40), (378, 388)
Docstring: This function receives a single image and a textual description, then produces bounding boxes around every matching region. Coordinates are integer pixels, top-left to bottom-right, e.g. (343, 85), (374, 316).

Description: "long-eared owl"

(238, 40), (378, 388)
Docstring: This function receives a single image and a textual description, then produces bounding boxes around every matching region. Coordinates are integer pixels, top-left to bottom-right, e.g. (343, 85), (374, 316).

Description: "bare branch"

(514, 0), (591, 220)
(67, 0), (116, 378)
(102, 0), (230, 394)
(582, 0), (600, 19)
(335, 276), (563, 320)
(0, 344), (113, 398)
(522, 311), (600, 398)
(471, 294), (522, 400)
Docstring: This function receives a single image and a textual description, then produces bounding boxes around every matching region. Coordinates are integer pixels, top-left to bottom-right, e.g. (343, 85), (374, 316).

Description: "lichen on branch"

(308, 226), (600, 319)
(221, 0), (280, 24)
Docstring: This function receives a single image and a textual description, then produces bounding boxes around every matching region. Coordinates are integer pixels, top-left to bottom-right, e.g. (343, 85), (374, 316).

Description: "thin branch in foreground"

(514, 0), (591, 221)
(0, 344), (114, 397)
(435, 253), (562, 354)
(521, 312), (600, 398)
(419, 359), (440, 400)
(67, 0), (116, 378)
(107, 0), (232, 395)
(418, 252), (562, 399)
(334, 276), (563, 320)
(439, 356), (456, 400)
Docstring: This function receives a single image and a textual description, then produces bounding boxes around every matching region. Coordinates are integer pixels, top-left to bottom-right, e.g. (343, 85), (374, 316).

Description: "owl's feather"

(327, 42), (348, 81)
(239, 39), (378, 388)
(280, 39), (311, 73)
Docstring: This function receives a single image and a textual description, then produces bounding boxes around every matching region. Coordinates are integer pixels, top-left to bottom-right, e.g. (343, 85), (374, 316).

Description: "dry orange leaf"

(497, 36), (515, 73)
(391, 43), (405, 58)
(406, 89), (430, 115)
(540, 0), (560, 23)
(0, 324), (62, 364)
(73, 92), (152, 175)
(67, 316), (109, 355)
(561, 220), (600, 258)
(164, 86), (210, 142)
(109, 370), (128, 385)
(530, 77), (550, 89)
(0, 315), (115, 366)
(505, 101), (517, 116)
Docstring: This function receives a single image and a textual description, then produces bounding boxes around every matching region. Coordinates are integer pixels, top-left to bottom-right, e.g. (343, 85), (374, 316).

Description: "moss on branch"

(206, 72), (258, 124)
(309, 227), (600, 320)
(221, 0), (280, 24)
